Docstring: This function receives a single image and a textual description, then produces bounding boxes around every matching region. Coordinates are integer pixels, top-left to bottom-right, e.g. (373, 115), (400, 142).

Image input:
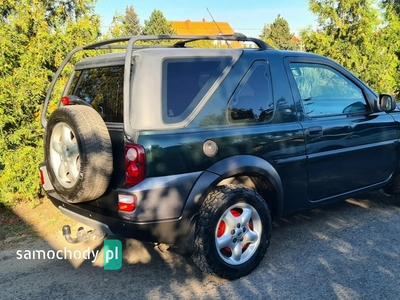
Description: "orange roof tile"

(291, 36), (301, 43)
(169, 19), (243, 48)
(170, 19), (235, 36)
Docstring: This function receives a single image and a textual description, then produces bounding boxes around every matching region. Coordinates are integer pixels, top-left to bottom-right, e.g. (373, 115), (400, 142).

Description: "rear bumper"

(40, 163), (201, 222)
(58, 206), (114, 235)
(48, 194), (194, 247)
(41, 161), (202, 253)
(117, 172), (202, 222)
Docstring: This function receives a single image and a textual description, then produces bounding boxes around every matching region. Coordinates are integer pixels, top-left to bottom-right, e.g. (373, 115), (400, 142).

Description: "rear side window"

(162, 57), (231, 124)
(68, 66), (124, 123)
(228, 62), (273, 124)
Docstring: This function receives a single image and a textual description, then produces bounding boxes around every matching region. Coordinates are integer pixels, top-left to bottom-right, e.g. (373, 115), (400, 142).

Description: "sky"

(94, 0), (318, 38)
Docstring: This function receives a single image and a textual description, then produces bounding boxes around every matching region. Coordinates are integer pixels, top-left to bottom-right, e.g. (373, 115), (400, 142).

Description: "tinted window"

(290, 63), (367, 117)
(69, 66), (124, 123)
(228, 63), (272, 123)
(162, 57), (231, 123)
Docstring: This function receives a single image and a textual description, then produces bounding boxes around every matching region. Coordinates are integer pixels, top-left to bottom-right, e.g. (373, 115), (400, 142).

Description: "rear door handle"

(306, 126), (323, 137)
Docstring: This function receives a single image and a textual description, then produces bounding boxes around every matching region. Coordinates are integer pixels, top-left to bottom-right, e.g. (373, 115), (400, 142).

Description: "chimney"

(185, 19), (190, 29)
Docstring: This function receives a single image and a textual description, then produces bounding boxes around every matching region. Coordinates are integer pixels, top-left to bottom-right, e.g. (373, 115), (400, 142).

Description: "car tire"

(44, 105), (113, 203)
(192, 185), (272, 279)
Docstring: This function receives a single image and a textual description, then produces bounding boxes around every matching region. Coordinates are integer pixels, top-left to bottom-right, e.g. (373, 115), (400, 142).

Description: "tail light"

(118, 194), (136, 212)
(125, 144), (146, 185)
(61, 96), (71, 105)
(39, 169), (45, 185)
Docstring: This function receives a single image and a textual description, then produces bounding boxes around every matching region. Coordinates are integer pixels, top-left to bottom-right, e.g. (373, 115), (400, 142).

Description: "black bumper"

(48, 194), (195, 253)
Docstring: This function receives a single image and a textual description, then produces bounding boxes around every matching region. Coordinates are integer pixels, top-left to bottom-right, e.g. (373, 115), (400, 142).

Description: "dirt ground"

(2, 191), (400, 299)
(0, 198), (79, 251)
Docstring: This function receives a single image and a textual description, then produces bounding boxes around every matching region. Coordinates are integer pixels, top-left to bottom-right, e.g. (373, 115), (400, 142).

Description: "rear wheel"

(45, 105), (113, 203)
(192, 185), (272, 279)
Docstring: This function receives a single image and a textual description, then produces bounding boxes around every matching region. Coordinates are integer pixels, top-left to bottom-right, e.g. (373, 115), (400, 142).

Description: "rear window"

(162, 57), (231, 124)
(68, 66), (124, 123)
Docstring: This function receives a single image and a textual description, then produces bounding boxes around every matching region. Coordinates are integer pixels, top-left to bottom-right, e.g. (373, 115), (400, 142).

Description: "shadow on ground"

(1, 190), (400, 299)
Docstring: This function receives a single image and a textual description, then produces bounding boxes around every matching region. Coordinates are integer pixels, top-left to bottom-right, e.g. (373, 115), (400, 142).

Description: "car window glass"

(228, 63), (272, 123)
(163, 57), (231, 124)
(290, 63), (367, 117)
(69, 66), (124, 123)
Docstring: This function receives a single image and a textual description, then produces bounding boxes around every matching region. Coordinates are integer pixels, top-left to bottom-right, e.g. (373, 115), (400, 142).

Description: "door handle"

(306, 126), (323, 137)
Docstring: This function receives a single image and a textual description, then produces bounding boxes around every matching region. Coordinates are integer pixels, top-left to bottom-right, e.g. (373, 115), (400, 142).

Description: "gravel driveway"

(1, 190), (400, 300)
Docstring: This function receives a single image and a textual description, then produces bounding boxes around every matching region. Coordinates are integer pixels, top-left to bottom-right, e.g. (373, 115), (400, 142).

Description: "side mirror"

(378, 94), (397, 112)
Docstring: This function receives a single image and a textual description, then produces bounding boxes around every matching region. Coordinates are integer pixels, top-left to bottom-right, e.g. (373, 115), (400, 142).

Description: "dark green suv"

(40, 34), (400, 279)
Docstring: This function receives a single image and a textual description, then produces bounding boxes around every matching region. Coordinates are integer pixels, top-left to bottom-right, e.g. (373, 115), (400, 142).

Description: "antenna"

(206, 7), (232, 49)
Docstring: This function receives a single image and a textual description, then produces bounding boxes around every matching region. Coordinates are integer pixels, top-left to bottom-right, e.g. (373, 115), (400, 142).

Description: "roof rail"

(82, 33), (274, 51)
(173, 33), (274, 50)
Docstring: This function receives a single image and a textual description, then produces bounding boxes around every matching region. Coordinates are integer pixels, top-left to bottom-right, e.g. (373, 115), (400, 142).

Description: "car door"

(286, 58), (398, 201)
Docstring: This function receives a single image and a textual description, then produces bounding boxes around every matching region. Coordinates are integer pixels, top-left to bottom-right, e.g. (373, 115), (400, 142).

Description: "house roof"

(170, 19), (235, 36)
(291, 36), (301, 43)
(169, 19), (242, 48)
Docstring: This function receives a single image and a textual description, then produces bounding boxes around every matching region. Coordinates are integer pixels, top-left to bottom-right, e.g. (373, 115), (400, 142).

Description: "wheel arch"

(175, 155), (283, 255)
(210, 155), (282, 215)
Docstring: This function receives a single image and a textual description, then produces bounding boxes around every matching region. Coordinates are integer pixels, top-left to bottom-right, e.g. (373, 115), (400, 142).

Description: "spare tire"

(45, 105), (113, 203)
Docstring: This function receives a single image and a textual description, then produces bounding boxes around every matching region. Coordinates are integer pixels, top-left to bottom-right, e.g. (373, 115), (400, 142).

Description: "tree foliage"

(109, 5), (141, 37)
(260, 14), (299, 50)
(380, 0), (400, 94)
(382, 0), (400, 16)
(0, 0), (100, 205)
(301, 0), (399, 94)
(142, 9), (176, 36)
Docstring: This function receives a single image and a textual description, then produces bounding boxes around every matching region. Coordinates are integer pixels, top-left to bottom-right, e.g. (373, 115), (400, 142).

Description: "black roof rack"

(173, 33), (274, 50)
(82, 33), (274, 51)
